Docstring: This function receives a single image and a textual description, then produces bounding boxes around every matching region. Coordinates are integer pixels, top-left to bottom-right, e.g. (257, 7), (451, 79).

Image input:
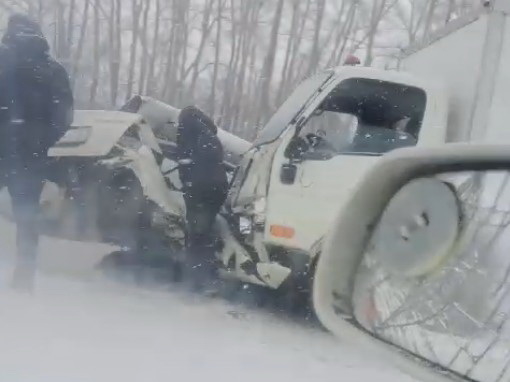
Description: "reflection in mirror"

(353, 170), (510, 382)
(296, 112), (358, 156)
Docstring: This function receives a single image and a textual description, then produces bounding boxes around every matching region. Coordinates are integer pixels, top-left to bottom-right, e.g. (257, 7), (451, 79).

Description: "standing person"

(176, 106), (228, 291)
(0, 14), (74, 291)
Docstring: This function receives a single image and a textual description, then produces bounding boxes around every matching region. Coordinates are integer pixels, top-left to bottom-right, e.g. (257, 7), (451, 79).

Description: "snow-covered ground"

(0, 219), (415, 382)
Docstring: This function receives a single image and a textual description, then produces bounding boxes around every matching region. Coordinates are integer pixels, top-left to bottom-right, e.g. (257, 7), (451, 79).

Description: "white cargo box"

(400, 1), (510, 143)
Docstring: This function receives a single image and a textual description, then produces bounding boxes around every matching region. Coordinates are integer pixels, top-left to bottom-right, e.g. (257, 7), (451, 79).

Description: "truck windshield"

(293, 78), (426, 158)
(252, 70), (333, 147)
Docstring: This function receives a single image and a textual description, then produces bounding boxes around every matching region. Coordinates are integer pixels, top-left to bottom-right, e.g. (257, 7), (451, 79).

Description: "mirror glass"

(352, 170), (510, 382)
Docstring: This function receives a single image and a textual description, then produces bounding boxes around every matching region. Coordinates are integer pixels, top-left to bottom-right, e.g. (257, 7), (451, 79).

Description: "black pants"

(183, 191), (225, 286)
(2, 166), (45, 274)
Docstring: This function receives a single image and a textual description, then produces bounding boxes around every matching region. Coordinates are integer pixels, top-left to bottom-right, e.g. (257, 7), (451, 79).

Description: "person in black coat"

(176, 106), (228, 290)
(0, 14), (74, 290)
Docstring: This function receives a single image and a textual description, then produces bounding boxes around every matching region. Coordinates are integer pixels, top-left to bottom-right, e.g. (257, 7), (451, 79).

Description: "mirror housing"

(313, 143), (510, 382)
(280, 163), (297, 185)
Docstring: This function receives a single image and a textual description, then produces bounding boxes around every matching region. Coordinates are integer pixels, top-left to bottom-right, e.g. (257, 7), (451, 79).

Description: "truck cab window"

(295, 111), (357, 159)
(290, 78), (426, 159)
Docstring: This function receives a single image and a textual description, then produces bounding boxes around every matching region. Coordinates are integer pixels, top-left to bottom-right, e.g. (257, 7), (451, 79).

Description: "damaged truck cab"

(226, 65), (448, 286)
(0, 64), (449, 292)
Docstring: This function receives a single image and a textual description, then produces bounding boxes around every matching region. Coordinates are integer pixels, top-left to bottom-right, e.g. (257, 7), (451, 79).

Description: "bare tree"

(186, 0), (215, 102)
(137, 0), (151, 95)
(276, 0), (300, 105)
(0, 0), (479, 136)
(282, 0), (312, 100)
(307, 0), (327, 75)
(423, 0), (440, 37)
(146, 0), (161, 96)
(89, 0), (100, 106)
(231, 0), (262, 130)
(71, 0), (90, 88)
(209, 0), (224, 116)
(219, 0), (244, 127)
(126, 0), (142, 101)
(364, 0), (392, 66)
(107, 0), (122, 107)
(61, 0), (76, 72)
(327, 0), (358, 67)
(256, 0), (284, 124)
(160, 5), (177, 100)
(394, 0), (428, 44)
(145, 0), (161, 96)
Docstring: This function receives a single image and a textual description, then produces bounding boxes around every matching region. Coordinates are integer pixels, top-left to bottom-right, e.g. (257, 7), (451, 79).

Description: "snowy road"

(0, 220), (415, 382)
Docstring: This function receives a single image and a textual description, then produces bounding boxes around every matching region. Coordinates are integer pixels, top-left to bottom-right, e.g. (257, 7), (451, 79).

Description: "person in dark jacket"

(176, 106), (228, 290)
(0, 14), (74, 291)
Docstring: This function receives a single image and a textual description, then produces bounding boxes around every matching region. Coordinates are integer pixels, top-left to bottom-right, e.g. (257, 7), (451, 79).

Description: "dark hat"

(179, 106), (218, 134)
(7, 13), (43, 36)
(2, 13), (48, 55)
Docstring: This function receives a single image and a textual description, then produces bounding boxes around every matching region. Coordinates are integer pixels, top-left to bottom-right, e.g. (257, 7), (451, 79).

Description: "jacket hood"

(2, 13), (49, 59)
(179, 106), (218, 135)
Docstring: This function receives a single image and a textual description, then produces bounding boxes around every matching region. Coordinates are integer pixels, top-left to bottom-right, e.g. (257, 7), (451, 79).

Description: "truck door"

(264, 115), (381, 252)
(228, 71), (334, 210)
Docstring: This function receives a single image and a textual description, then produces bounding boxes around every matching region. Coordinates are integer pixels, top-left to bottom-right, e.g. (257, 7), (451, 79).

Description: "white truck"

(3, 0), (508, 301)
(31, 64), (444, 294)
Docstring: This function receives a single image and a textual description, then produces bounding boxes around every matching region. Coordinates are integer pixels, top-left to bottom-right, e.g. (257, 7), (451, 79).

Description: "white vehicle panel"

(485, 20), (510, 143)
(494, 0), (510, 13)
(401, 15), (487, 142)
(49, 110), (142, 157)
(265, 153), (377, 251)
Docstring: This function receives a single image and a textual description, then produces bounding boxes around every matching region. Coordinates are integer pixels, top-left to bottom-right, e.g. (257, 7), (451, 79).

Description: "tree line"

(0, 0), (479, 139)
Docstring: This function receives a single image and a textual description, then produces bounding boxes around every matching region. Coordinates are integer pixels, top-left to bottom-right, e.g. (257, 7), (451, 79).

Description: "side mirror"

(313, 143), (510, 382)
(285, 137), (309, 161)
(280, 163), (297, 185)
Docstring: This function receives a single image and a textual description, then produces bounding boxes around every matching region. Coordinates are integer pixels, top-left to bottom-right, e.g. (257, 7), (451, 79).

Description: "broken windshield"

(291, 78), (426, 157)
